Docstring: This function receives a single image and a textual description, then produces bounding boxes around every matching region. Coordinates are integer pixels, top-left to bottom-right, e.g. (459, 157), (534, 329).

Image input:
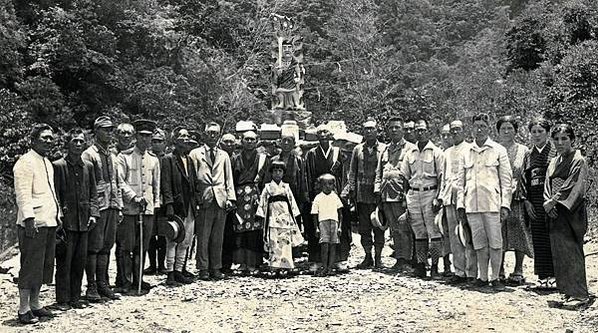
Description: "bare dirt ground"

(0, 233), (597, 333)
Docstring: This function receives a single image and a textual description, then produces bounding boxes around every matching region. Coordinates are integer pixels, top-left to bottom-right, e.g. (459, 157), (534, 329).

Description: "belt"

(411, 185), (438, 192)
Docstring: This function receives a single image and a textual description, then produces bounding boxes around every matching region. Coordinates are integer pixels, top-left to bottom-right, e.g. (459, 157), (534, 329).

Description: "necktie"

(210, 149), (216, 164)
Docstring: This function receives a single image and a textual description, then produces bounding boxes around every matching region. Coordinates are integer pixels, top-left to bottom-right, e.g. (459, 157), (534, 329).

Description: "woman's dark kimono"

(544, 150), (589, 299)
(522, 142), (557, 279)
(231, 150), (268, 268)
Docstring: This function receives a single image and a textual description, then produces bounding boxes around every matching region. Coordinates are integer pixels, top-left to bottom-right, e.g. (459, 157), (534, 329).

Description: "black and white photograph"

(0, 0), (597, 332)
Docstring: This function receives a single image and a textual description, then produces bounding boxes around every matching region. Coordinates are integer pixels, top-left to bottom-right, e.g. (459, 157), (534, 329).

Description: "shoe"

(356, 254), (374, 269)
(199, 270), (210, 281)
(182, 270), (196, 278)
(85, 284), (102, 302)
(374, 250), (384, 269)
(414, 263), (427, 279)
(490, 279), (506, 292)
(471, 279), (489, 288)
(97, 283), (120, 300)
(175, 271), (194, 284)
(447, 275), (468, 285)
(157, 266), (168, 275)
(68, 301), (87, 309)
(17, 311), (39, 325)
(166, 272), (181, 286)
(442, 269), (454, 277)
(506, 273), (526, 286)
(31, 307), (54, 318)
(51, 303), (72, 311)
(143, 267), (157, 275)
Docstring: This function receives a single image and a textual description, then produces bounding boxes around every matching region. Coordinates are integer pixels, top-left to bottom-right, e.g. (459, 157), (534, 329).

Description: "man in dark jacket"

(161, 127), (198, 285)
(53, 128), (100, 309)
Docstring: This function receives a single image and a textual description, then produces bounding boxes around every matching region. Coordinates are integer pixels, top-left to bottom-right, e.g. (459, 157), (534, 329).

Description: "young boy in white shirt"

(311, 174), (344, 276)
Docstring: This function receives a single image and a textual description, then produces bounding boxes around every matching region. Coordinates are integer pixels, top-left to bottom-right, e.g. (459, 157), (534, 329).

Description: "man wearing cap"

(341, 118), (386, 269)
(457, 113), (512, 291)
(13, 124), (61, 324)
(53, 128), (100, 309)
(400, 119), (445, 279)
(440, 120), (475, 284)
(374, 116), (416, 272)
(305, 124), (343, 268)
(145, 128), (167, 276)
(439, 123), (454, 276)
(82, 116), (122, 301)
(220, 133), (237, 156)
(403, 120), (416, 144)
(230, 130), (269, 276)
(190, 122), (236, 280)
(161, 127), (197, 285)
(116, 119), (161, 294)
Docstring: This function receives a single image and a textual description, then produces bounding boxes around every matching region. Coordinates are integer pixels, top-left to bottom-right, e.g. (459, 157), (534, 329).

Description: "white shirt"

(311, 192), (343, 222)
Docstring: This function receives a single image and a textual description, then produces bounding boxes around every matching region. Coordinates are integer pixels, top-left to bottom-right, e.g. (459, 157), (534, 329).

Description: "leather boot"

(414, 263), (427, 279)
(356, 252), (374, 269)
(166, 272), (180, 286)
(430, 264), (442, 280)
(86, 283), (102, 302)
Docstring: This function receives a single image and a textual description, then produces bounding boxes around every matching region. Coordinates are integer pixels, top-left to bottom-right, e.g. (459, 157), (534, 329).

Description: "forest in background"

(1, 0), (598, 252)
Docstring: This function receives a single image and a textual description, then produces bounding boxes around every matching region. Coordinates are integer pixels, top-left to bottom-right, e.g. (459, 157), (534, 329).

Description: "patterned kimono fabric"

(232, 151), (265, 268)
(502, 142), (534, 257)
(546, 151), (589, 299)
(258, 181), (304, 269)
(523, 142), (556, 279)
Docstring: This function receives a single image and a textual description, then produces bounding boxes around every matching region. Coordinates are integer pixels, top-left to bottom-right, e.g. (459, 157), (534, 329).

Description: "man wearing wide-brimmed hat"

(82, 115), (123, 301)
(116, 119), (161, 294)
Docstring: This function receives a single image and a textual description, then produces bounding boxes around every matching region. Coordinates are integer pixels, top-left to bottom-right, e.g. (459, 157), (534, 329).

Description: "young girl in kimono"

(256, 161), (304, 278)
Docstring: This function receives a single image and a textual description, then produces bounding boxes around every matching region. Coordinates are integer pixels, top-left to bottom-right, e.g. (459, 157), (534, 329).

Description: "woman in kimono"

(522, 118), (558, 288)
(257, 161), (304, 277)
(496, 116), (534, 285)
(543, 124), (591, 308)
(231, 131), (269, 275)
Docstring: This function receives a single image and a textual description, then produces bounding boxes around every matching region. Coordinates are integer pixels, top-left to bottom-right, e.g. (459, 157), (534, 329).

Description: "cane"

(138, 202), (146, 295)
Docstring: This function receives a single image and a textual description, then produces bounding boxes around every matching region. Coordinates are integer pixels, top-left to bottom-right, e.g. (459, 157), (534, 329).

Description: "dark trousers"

(196, 202), (226, 271)
(338, 206), (353, 261)
(87, 208), (118, 287)
(221, 211), (236, 270)
(147, 210), (166, 271)
(358, 203), (384, 252)
(18, 226), (56, 289)
(303, 202), (320, 262)
(116, 215), (154, 288)
(56, 230), (88, 303)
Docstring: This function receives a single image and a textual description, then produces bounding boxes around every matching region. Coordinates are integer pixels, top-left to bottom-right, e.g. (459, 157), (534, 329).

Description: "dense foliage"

(0, 0), (597, 175)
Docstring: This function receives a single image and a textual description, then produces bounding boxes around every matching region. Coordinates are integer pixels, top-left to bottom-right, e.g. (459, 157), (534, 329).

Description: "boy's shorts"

(319, 219), (340, 244)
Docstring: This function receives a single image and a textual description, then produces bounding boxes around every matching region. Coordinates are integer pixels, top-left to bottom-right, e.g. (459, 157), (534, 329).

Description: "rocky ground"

(0, 233), (597, 333)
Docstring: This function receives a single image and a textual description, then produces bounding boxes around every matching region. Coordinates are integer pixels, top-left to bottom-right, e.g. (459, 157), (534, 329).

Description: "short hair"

(496, 115), (519, 132)
(416, 119), (428, 128)
(65, 127), (85, 145)
(551, 123), (575, 141)
(318, 173), (336, 184)
(528, 117), (551, 132)
(472, 113), (490, 124)
(269, 160), (287, 173)
(116, 123), (135, 135)
(204, 121), (221, 133)
(387, 116), (404, 125)
(30, 123), (53, 143)
(171, 126), (187, 141)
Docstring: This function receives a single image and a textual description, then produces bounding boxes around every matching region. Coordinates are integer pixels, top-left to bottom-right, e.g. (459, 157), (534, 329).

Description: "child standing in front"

(311, 174), (344, 277)
(256, 161), (304, 278)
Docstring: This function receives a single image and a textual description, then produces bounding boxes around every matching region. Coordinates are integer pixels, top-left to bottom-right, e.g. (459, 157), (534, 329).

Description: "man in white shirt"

(13, 123), (61, 324)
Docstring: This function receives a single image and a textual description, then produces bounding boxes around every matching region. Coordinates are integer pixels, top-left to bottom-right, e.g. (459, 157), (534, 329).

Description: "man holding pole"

(116, 119), (161, 295)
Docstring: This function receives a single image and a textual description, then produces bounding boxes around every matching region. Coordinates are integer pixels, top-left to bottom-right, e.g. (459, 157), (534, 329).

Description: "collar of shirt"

(472, 138), (499, 152)
(30, 149), (46, 161)
(534, 143), (547, 154)
(66, 154), (84, 167)
(319, 144), (332, 159)
(415, 140), (436, 152)
(389, 139), (406, 151)
(95, 143), (111, 156)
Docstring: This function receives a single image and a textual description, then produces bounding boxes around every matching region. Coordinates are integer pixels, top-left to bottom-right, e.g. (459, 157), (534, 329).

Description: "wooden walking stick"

(138, 212), (143, 294)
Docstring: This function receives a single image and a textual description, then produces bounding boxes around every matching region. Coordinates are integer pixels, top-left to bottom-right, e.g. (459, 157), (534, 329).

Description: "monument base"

(266, 109), (312, 129)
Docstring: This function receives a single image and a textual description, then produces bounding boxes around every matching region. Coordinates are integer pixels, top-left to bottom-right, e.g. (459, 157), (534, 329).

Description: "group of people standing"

(11, 112), (591, 324)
